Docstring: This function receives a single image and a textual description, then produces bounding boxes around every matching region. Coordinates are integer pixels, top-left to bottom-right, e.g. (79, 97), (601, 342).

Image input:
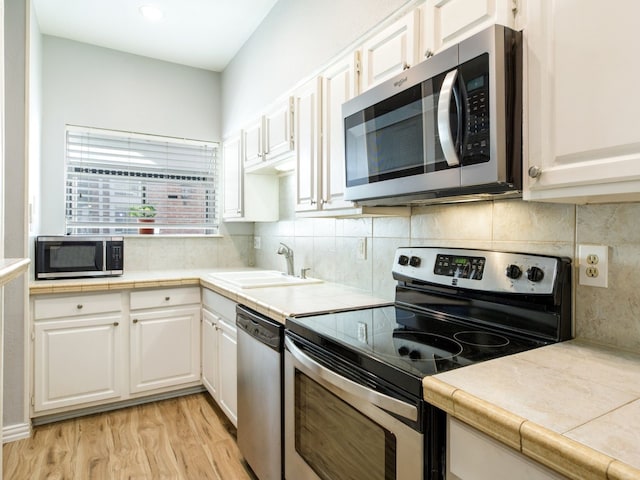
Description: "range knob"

(409, 256), (421, 267)
(398, 255), (409, 266)
(505, 264), (522, 279)
(398, 345), (410, 356)
(527, 266), (545, 282)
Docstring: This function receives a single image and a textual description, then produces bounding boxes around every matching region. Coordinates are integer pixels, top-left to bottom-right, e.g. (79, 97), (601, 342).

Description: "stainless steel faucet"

(277, 242), (294, 276)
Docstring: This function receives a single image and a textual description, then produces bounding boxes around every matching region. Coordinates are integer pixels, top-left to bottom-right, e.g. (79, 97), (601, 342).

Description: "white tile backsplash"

(125, 183), (640, 354)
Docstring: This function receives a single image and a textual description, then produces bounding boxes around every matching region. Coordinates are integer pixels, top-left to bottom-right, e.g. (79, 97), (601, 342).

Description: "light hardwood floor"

(3, 393), (258, 480)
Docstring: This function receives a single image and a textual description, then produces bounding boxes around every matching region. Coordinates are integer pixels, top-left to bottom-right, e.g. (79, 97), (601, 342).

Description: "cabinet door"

(201, 309), (219, 398)
(264, 97), (294, 160)
(426, 0), (515, 54)
(222, 136), (243, 219)
(130, 305), (201, 393)
(321, 53), (359, 211)
(448, 417), (564, 480)
(242, 118), (263, 168)
(295, 77), (322, 212)
(33, 315), (124, 411)
(524, 0), (640, 203)
(360, 10), (419, 91)
(217, 318), (238, 427)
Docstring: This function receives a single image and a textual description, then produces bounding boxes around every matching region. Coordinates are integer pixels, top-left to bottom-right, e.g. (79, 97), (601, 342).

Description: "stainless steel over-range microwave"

(342, 25), (522, 205)
(35, 236), (124, 280)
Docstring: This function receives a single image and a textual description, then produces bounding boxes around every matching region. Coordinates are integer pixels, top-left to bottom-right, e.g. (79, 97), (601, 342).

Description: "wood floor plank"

(106, 407), (152, 479)
(3, 393), (256, 480)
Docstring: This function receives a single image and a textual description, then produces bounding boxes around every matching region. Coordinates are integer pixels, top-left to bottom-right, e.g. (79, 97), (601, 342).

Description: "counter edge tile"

(520, 420), (611, 480)
(451, 389), (524, 451)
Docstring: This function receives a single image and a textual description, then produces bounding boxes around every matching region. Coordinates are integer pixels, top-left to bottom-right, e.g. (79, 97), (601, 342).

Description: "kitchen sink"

(207, 270), (323, 288)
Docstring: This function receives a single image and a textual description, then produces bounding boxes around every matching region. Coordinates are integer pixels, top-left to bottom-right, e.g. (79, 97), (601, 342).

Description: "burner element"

(394, 332), (464, 360)
(454, 330), (510, 347)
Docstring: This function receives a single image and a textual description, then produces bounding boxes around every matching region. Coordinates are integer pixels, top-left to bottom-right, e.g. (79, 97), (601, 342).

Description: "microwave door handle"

(285, 337), (418, 422)
(437, 68), (461, 167)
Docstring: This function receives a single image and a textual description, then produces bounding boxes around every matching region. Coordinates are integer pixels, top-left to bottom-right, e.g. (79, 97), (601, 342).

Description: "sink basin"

(208, 270), (323, 288)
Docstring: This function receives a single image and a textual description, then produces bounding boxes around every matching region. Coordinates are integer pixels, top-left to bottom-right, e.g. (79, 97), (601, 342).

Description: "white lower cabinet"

(33, 313), (124, 412)
(447, 417), (564, 480)
(32, 287), (202, 417)
(129, 305), (201, 394)
(201, 309), (219, 398)
(201, 288), (238, 426)
(32, 292), (125, 412)
(217, 316), (238, 426)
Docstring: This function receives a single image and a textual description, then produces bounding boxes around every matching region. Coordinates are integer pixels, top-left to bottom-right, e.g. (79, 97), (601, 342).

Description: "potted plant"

(129, 204), (156, 234)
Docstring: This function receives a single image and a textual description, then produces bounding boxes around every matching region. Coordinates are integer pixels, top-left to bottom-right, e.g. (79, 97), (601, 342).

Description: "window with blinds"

(65, 126), (219, 235)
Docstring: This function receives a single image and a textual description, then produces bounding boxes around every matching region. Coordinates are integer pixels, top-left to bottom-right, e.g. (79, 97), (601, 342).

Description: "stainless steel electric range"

(284, 247), (572, 480)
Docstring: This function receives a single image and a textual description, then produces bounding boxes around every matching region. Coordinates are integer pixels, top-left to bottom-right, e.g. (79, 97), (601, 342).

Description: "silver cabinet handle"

(285, 336), (417, 422)
(528, 165), (543, 179)
(437, 69), (461, 167)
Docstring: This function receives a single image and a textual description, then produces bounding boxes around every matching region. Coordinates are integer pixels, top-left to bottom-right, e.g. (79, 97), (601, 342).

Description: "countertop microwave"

(35, 236), (124, 280)
(342, 25), (522, 205)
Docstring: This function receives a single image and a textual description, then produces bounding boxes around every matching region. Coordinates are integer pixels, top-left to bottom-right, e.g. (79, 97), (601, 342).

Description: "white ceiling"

(32, 0), (279, 71)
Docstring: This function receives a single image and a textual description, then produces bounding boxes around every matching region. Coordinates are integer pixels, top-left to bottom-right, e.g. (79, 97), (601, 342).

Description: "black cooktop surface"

(286, 304), (547, 395)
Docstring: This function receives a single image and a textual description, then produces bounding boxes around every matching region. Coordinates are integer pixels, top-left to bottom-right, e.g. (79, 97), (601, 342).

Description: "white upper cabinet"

(524, 0), (640, 203)
(242, 96), (295, 172)
(222, 136), (278, 223)
(264, 97), (294, 160)
(360, 9), (420, 91)
(424, 0), (516, 55)
(242, 117), (263, 168)
(294, 77), (322, 212)
(222, 135), (243, 220)
(320, 52), (360, 211)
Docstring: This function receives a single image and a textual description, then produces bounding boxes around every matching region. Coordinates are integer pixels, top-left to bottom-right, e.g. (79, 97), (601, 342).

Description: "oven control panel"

(393, 247), (562, 294)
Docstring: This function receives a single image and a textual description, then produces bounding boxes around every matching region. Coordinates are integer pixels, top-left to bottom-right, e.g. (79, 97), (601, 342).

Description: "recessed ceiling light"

(139, 5), (164, 22)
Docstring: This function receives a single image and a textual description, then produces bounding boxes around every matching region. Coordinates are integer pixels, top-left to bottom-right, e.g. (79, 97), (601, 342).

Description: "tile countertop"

(424, 340), (640, 480)
(29, 268), (392, 323)
(0, 258), (30, 287)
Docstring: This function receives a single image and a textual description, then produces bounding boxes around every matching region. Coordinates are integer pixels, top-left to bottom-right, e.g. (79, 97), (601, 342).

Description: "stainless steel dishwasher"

(236, 305), (284, 480)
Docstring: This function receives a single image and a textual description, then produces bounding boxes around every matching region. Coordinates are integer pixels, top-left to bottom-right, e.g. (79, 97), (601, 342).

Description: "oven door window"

(295, 370), (397, 480)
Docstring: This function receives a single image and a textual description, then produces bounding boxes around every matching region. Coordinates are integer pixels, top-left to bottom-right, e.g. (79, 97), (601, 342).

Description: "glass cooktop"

(286, 305), (547, 396)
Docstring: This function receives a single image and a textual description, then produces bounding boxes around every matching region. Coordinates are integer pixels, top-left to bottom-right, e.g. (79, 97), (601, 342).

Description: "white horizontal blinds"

(65, 126), (219, 235)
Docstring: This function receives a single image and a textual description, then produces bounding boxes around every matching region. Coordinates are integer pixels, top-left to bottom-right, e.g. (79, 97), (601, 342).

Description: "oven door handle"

(285, 336), (418, 422)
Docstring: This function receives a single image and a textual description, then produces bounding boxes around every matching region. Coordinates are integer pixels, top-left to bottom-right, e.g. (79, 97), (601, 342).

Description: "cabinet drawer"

(130, 287), (200, 310)
(34, 293), (122, 320)
(202, 288), (237, 320)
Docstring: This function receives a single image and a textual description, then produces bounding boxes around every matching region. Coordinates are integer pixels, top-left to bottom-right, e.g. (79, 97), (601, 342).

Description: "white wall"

(4, 0), (29, 433)
(39, 36), (222, 234)
(221, 0), (412, 137)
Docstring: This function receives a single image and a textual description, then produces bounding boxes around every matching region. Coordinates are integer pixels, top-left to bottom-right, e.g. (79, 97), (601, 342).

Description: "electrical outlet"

(578, 244), (608, 288)
(253, 236), (261, 249)
(357, 322), (368, 343)
(357, 237), (367, 260)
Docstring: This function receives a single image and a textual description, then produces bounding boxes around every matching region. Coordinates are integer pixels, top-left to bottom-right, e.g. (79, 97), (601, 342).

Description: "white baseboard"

(3, 422), (32, 443)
